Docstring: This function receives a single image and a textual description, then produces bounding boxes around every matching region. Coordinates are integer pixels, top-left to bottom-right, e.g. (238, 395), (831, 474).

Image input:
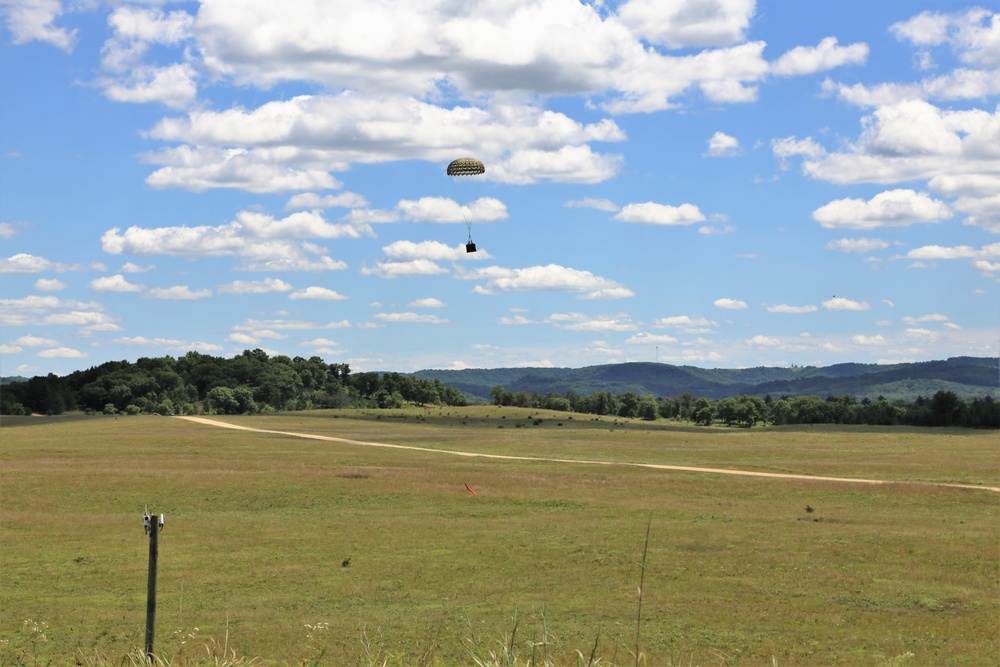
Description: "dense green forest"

(0, 349), (467, 416)
(486, 384), (999, 428)
(2, 351), (996, 428)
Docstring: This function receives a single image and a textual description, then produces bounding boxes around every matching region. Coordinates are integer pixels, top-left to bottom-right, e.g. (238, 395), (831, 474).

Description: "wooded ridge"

(412, 357), (998, 403)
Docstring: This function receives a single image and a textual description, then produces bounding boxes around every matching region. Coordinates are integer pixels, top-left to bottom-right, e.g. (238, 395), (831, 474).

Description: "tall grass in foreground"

(0, 612), (648, 667)
(5, 619), (921, 667)
(6, 615), (633, 666)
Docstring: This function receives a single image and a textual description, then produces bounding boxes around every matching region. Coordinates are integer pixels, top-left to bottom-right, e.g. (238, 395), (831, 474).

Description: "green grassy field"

(1, 407), (998, 665)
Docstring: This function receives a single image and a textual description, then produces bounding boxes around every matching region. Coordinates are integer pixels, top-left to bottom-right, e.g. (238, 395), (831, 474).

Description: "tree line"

(4, 352), (996, 428)
(1, 349), (468, 416)
(488, 385), (999, 429)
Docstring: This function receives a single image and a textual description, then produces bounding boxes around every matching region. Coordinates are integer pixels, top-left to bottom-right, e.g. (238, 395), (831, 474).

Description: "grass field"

(1, 407), (998, 665)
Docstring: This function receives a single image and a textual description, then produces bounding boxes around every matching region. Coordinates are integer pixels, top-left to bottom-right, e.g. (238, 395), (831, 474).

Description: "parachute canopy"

(447, 157), (485, 177)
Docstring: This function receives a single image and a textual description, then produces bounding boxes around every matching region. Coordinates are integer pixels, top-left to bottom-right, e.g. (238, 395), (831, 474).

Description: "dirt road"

(176, 416), (1000, 493)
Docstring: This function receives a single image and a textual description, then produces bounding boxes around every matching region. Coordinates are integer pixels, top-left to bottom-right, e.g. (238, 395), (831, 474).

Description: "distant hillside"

(412, 357), (999, 403)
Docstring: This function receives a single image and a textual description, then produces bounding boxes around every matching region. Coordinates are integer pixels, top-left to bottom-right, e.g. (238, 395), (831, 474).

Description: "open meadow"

(1, 407), (998, 665)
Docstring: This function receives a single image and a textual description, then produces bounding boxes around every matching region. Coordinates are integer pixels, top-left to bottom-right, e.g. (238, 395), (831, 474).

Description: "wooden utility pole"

(144, 510), (163, 660)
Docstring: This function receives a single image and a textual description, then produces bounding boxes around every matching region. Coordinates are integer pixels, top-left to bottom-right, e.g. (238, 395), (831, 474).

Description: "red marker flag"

(465, 483), (477, 495)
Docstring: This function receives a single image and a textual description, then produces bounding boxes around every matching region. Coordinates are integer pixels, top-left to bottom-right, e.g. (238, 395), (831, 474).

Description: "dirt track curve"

(176, 416), (1000, 493)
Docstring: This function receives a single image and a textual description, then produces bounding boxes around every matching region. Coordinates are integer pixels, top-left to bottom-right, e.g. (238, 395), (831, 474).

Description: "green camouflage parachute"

(446, 157), (486, 177)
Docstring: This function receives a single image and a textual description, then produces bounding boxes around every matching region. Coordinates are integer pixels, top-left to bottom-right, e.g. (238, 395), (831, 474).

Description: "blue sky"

(1, 0), (998, 377)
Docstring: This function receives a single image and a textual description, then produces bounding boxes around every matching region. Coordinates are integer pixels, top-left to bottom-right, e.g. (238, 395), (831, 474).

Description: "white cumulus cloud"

(545, 312), (637, 332)
(767, 304), (818, 313)
(624, 332), (679, 345)
(285, 191), (369, 211)
(714, 298), (747, 310)
(825, 238), (890, 253)
(652, 315), (718, 333)
(145, 285), (212, 300)
(398, 196), (508, 223)
(800, 101), (1000, 187)
(564, 198), (619, 212)
(614, 202), (706, 225)
(705, 131), (741, 157)
(374, 312), (448, 324)
(289, 287), (349, 300)
(459, 263), (634, 300)
(0, 253), (85, 274)
(34, 278), (66, 292)
(905, 242), (1000, 262)
(101, 210), (360, 271)
(772, 136), (827, 169)
(101, 63), (198, 109)
(410, 298), (444, 308)
(615, 0), (756, 48)
(812, 189), (952, 229)
(822, 297), (871, 311)
(771, 37), (868, 76)
(0, 295), (114, 328)
(90, 274), (144, 293)
(746, 334), (780, 346)
(2, 0), (76, 52)
(362, 259), (450, 279)
(14, 335), (58, 347)
(891, 7), (1000, 69)
(37, 346), (86, 359)
(217, 278), (294, 294)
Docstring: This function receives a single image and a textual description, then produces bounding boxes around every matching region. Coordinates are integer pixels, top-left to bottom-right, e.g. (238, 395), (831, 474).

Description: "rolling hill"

(411, 357), (999, 403)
